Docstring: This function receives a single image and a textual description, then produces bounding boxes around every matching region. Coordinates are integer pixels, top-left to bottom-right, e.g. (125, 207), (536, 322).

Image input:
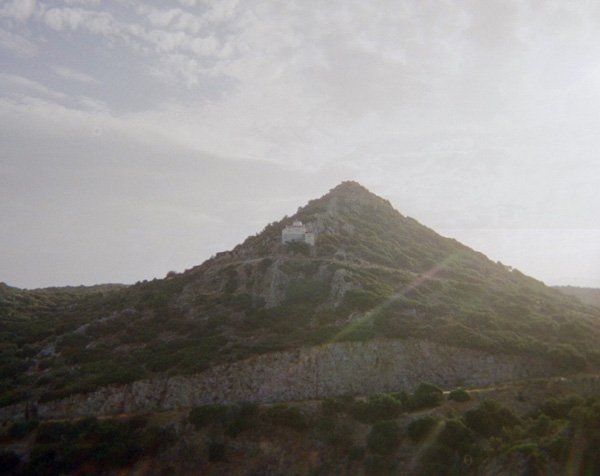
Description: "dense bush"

(415, 419), (478, 476)
(224, 402), (260, 437)
(23, 416), (172, 475)
(547, 344), (587, 371)
(0, 450), (21, 474)
(464, 400), (519, 437)
(8, 419), (39, 439)
(321, 394), (355, 415)
(207, 440), (226, 462)
(350, 393), (403, 423)
(348, 445), (366, 461)
(448, 388), (471, 403)
(367, 420), (401, 455)
(538, 394), (583, 420)
(410, 383), (444, 410)
(266, 404), (307, 431)
(363, 454), (386, 475)
(284, 241), (311, 256)
(408, 416), (438, 443)
(188, 404), (228, 429)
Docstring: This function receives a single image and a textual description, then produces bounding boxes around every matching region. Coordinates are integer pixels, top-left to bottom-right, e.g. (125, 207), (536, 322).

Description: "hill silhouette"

(1, 181), (599, 406)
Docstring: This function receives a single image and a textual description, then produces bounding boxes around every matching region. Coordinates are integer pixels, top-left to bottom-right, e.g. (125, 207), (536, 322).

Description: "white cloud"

(0, 28), (38, 56)
(0, 73), (69, 101)
(139, 7), (182, 29)
(62, 0), (101, 5)
(54, 66), (99, 84)
(0, 0), (37, 22)
(44, 7), (118, 36)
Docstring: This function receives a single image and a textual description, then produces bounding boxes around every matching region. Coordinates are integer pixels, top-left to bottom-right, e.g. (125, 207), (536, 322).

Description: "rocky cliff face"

(0, 339), (560, 421)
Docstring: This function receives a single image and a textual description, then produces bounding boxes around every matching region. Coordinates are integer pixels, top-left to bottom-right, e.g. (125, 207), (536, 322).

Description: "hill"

(554, 286), (600, 308)
(1, 181), (600, 411)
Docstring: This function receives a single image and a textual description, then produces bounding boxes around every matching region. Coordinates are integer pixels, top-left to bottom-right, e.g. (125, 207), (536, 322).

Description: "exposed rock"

(328, 268), (353, 306)
(261, 259), (289, 308)
(0, 339), (562, 421)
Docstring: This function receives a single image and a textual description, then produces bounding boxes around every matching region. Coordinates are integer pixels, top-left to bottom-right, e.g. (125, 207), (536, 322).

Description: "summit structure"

(281, 221), (315, 245)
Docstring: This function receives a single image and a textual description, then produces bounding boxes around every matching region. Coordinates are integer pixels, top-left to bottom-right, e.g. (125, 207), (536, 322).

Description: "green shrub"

(26, 445), (58, 476)
(367, 420), (401, 455)
(363, 454), (386, 475)
(36, 421), (69, 444)
(140, 426), (176, 454)
(411, 383), (444, 410)
(350, 393), (403, 423)
(539, 394), (584, 420)
(348, 445), (366, 461)
(266, 404), (307, 431)
(28, 418), (146, 474)
(436, 419), (475, 452)
(324, 423), (354, 447)
(225, 402), (259, 437)
(526, 414), (552, 438)
(447, 388), (471, 402)
(207, 440), (225, 462)
(0, 389), (28, 407)
(389, 390), (411, 408)
(0, 450), (21, 474)
(464, 400), (520, 437)
(8, 419), (39, 439)
(416, 443), (455, 476)
(408, 416), (438, 443)
(416, 419), (478, 476)
(285, 241), (311, 256)
(188, 405), (227, 429)
(547, 344), (587, 371)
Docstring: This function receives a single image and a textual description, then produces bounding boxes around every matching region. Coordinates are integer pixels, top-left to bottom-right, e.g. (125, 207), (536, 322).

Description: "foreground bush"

(408, 416), (438, 443)
(350, 393), (403, 423)
(363, 454), (386, 475)
(464, 400), (519, 438)
(266, 404), (307, 431)
(448, 388), (471, 402)
(188, 404), (227, 429)
(0, 450), (20, 474)
(367, 420), (401, 455)
(411, 383), (444, 410)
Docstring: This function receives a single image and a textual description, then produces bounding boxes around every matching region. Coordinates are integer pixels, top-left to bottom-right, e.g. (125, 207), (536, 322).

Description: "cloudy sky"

(1, 0), (599, 289)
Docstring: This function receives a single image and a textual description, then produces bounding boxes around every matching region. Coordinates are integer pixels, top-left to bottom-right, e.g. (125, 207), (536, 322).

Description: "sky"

(1, 0), (599, 289)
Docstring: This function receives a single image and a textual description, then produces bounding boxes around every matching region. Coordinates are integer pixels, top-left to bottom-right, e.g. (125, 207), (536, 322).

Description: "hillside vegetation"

(1, 182), (599, 408)
(554, 286), (600, 308)
(3, 377), (600, 476)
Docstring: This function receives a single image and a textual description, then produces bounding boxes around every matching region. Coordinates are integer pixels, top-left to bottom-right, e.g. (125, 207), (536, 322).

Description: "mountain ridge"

(1, 181), (599, 412)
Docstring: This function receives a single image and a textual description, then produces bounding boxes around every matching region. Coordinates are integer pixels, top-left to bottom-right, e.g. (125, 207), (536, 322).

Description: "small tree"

(350, 393), (403, 423)
(367, 420), (401, 455)
(464, 400), (519, 437)
(448, 388), (471, 403)
(411, 383), (444, 410)
(408, 416), (438, 443)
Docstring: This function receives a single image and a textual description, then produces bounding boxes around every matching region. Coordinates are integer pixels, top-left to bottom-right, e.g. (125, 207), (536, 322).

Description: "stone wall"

(0, 339), (558, 421)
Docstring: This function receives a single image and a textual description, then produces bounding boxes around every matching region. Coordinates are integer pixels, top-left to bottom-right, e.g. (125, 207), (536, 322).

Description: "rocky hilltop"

(1, 181), (600, 416)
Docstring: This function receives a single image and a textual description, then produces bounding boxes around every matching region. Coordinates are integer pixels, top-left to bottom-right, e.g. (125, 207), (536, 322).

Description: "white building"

(282, 221), (315, 245)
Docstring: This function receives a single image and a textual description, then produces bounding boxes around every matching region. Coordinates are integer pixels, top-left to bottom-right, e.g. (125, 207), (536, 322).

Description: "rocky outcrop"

(0, 339), (560, 421)
(261, 259), (290, 308)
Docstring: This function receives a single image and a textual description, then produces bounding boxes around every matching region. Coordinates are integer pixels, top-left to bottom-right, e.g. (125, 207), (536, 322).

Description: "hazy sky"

(1, 0), (599, 289)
